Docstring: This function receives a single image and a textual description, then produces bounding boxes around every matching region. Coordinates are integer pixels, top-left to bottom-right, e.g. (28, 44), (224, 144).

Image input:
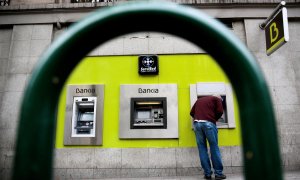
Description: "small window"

(0, 0), (9, 6)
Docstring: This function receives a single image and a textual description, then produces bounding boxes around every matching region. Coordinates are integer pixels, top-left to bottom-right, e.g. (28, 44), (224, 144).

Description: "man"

(190, 95), (226, 180)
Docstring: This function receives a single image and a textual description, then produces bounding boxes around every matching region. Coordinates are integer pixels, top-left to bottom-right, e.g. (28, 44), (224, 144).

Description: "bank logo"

(264, 7), (289, 56)
(138, 55), (159, 75)
(142, 56), (154, 67)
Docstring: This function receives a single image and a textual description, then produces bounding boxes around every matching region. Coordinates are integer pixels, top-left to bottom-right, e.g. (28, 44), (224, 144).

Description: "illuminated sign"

(138, 55), (159, 75)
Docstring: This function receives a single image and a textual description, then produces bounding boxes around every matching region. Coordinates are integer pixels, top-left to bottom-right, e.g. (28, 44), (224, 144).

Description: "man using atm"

(190, 95), (226, 180)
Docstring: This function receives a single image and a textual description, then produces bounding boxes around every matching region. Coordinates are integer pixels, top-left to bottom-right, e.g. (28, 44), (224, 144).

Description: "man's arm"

(215, 98), (223, 120)
(190, 102), (196, 118)
(190, 103), (196, 130)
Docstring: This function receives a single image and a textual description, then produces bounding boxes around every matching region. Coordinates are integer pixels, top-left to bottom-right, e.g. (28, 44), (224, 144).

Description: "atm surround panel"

(190, 82), (236, 128)
(64, 84), (104, 145)
(130, 97), (167, 129)
(119, 84), (178, 139)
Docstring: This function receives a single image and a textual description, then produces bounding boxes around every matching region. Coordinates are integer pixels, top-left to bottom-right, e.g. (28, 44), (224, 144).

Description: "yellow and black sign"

(265, 7), (289, 56)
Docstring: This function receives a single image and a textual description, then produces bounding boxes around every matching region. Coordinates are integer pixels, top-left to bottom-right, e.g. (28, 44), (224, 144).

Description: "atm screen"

(79, 112), (94, 121)
(137, 110), (151, 119)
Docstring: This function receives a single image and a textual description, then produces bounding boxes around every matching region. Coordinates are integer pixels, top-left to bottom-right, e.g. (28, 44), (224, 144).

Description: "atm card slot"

(154, 119), (163, 123)
(133, 123), (164, 126)
(75, 126), (93, 129)
(76, 129), (91, 134)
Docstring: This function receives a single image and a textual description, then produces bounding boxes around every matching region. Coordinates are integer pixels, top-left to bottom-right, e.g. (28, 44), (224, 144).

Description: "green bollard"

(13, 1), (282, 180)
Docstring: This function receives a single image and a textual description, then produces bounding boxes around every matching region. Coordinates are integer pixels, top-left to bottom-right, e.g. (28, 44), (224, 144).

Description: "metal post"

(259, 1), (286, 29)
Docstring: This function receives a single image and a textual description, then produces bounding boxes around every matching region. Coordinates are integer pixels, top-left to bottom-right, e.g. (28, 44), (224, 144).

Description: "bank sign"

(138, 55), (159, 75)
(265, 7), (289, 56)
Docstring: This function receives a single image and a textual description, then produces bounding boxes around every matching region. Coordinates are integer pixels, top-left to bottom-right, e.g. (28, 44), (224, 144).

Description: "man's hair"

(212, 94), (222, 100)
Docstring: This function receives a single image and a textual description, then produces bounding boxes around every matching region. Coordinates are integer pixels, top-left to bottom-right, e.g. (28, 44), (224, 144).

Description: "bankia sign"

(138, 55), (159, 75)
(265, 7), (289, 56)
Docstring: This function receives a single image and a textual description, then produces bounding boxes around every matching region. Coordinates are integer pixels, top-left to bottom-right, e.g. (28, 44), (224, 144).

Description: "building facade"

(0, 0), (300, 179)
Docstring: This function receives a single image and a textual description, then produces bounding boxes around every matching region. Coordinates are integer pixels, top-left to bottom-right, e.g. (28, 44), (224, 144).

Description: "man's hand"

(192, 119), (195, 131)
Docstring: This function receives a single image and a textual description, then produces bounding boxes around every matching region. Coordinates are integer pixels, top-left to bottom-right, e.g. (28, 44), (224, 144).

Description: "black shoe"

(215, 174), (226, 180)
(204, 175), (212, 179)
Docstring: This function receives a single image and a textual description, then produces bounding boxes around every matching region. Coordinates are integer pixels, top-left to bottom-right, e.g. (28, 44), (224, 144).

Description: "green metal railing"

(12, 1), (282, 180)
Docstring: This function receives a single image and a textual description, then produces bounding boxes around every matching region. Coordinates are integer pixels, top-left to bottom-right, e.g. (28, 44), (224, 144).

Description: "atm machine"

(190, 82), (236, 128)
(131, 97), (167, 129)
(119, 84), (178, 139)
(64, 84), (104, 145)
(71, 97), (97, 137)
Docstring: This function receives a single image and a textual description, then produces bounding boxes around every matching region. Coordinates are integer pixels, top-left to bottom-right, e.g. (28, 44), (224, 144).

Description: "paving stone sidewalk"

(99, 170), (300, 180)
